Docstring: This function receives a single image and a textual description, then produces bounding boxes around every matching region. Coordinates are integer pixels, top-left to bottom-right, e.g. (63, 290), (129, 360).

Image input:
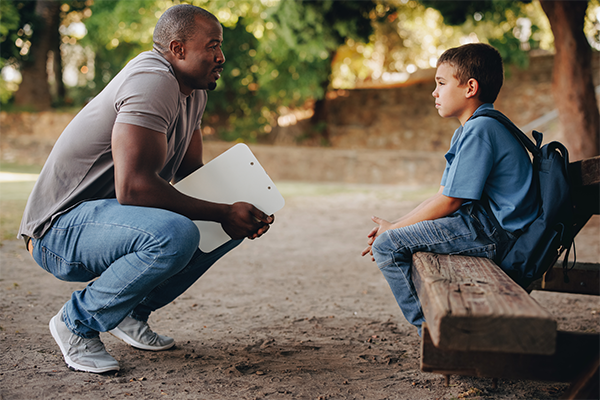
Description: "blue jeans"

(371, 203), (516, 335)
(30, 199), (241, 338)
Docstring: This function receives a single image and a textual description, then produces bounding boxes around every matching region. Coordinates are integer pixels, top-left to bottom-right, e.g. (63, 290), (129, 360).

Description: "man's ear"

(169, 40), (185, 60)
(465, 78), (479, 99)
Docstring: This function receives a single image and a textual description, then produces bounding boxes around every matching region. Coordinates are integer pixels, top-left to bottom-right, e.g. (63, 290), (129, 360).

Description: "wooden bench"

(412, 155), (600, 399)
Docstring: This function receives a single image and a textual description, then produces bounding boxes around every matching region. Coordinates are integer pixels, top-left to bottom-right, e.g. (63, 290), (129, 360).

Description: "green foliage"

(489, 35), (530, 70)
(198, 0), (381, 141)
(3, 0), (591, 144)
(420, 0), (539, 68)
(3, 0), (550, 139)
(0, 0), (90, 105)
(0, 1), (22, 46)
(421, 0), (529, 26)
(0, 1), (36, 63)
(36, 0), (381, 142)
(205, 4), (333, 141)
(0, 1), (36, 105)
(81, 0), (158, 95)
(0, 77), (15, 104)
(216, 0), (394, 140)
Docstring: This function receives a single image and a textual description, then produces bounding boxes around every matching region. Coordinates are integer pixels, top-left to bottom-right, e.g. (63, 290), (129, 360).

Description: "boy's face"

(432, 62), (473, 124)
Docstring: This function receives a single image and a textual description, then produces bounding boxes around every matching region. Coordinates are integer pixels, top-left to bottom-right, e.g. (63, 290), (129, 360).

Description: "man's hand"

(221, 202), (274, 240)
(112, 124), (276, 239)
(361, 216), (392, 261)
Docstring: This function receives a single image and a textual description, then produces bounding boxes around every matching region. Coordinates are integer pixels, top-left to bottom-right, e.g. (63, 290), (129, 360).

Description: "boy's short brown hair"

(437, 43), (504, 104)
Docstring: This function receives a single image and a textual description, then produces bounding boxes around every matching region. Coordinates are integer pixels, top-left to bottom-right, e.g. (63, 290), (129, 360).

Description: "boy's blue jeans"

(371, 203), (517, 335)
(29, 199), (241, 338)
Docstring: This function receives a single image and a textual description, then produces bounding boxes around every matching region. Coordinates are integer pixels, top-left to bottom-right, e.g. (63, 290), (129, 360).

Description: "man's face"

(432, 62), (470, 123)
(175, 17), (225, 95)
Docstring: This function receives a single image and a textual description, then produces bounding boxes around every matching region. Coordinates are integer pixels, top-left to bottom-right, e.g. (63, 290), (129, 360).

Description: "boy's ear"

(465, 78), (479, 99)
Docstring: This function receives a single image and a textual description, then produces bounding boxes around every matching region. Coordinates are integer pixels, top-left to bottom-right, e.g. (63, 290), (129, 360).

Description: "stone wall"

(324, 53), (598, 152)
(203, 142), (446, 185)
(1, 111), (74, 166)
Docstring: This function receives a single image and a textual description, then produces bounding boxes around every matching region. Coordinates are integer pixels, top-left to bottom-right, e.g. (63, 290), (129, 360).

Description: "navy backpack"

(473, 109), (575, 289)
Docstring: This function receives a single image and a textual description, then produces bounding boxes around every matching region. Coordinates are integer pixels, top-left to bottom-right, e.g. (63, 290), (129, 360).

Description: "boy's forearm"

(391, 188), (464, 229)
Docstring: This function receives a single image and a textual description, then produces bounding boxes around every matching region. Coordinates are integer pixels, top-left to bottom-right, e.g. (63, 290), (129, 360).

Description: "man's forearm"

(116, 174), (230, 223)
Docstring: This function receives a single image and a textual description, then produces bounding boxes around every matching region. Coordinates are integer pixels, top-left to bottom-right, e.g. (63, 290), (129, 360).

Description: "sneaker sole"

(49, 315), (120, 374)
(109, 328), (175, 351)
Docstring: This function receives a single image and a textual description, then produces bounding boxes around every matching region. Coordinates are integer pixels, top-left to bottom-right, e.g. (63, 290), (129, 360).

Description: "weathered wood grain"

(412, 252), (557, 355)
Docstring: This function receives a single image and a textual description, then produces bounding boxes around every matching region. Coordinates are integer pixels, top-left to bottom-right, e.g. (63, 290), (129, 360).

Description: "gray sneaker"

(49, 307), (120, 373)
(109, 316), (175, 351)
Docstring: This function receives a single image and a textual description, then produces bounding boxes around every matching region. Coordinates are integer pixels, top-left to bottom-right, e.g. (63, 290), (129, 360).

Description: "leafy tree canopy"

(60, 0), (385, 141)
(0, 1), (23, 103)
(422, 0), (530, 26)
(422, 0), (542, 66)
(1, 0), (598, 143)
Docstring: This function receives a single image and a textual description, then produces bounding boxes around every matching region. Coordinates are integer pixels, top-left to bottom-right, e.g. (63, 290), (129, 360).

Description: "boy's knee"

(371, 231), (393, 265)
(372, 230), (411, 267)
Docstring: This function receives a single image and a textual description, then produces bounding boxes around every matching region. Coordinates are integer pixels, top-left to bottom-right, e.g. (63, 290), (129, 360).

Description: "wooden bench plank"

(412, 252), (557, 355)
(569, 155), (600, 187)
(528, 261), (600, 296)
(569, 156), (600, 231)
(421, 323), (599, 384)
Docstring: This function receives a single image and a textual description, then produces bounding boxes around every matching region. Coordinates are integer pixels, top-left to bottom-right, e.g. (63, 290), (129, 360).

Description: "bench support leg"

(421, 324), (599, 384)
(560, 356), (600, 400)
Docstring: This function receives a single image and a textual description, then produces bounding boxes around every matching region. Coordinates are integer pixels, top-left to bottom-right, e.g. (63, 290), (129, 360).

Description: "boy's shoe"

(49, 307), (120, 373)
(109, 316), (175, 351)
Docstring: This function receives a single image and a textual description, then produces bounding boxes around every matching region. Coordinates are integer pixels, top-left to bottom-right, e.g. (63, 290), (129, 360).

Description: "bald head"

(153, 4), (219, 55)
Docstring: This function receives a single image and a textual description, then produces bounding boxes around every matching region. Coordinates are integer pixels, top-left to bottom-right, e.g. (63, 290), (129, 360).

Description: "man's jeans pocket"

(40, 246), (97, 282)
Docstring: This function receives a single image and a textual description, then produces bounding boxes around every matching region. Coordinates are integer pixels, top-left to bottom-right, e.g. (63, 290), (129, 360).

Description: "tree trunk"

(51, 5), (65, 103)
(540, 0), (599, 160)
(310, 49), (337, 146)
(13, 0), (61, 111)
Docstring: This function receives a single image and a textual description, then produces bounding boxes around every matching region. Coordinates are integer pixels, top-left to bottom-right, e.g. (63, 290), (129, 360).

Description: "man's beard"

(208, 82), (217, 91)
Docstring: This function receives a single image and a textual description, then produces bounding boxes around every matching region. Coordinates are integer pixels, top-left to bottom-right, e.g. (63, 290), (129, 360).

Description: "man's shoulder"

(114, 52), (180, 99)
(126, 51), (172, 70)
(117, 51), (177, 86)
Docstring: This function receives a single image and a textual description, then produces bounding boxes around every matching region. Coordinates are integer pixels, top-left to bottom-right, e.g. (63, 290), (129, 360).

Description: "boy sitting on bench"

(361, 43), (540, 335)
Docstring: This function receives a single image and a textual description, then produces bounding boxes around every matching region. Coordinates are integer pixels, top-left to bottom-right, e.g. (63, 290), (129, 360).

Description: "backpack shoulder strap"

(471, 109), (541, 157)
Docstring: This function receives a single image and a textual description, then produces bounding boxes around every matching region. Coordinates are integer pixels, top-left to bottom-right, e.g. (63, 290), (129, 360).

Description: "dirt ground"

(1, 184), (599, 400)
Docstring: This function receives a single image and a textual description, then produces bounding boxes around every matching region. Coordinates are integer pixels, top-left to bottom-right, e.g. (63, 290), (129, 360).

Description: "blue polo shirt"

(441, 104), (539, 232)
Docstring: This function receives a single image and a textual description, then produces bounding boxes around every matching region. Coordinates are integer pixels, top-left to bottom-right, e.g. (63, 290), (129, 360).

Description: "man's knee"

(169, 216), (200, 251)
(149, 213), (199, 262)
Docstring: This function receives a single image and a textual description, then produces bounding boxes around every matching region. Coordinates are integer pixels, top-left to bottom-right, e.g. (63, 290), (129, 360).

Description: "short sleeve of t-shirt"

(114, 66), (181, 134)
(441, 122), (494, 201)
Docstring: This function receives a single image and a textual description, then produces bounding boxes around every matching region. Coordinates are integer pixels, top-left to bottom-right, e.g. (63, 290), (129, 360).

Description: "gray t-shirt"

(19, 51), (208, 239)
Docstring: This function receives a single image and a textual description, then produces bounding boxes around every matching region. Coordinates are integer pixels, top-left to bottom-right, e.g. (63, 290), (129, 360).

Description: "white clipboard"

(174, 143), (285, 252)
